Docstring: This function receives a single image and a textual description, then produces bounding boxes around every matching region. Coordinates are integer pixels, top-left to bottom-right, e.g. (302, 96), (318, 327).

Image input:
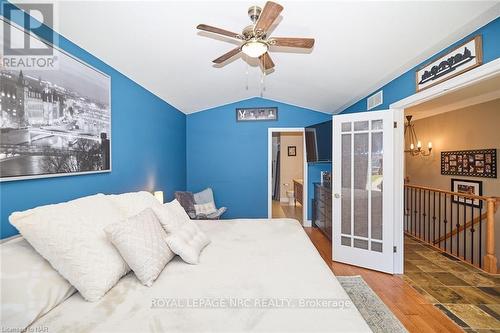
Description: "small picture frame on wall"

(451, 178), (482, 208)
(236, 107), (278, 121)
(288, 146), (297, 156)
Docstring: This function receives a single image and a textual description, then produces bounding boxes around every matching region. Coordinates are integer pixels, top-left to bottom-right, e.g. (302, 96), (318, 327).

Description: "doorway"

(330, 59), (500, 275)
(268, 128), (307, 224)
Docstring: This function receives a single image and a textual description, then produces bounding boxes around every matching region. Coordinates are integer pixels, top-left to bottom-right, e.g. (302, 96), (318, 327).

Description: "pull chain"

(245, 61), (249, 90)
(260, 68), (266, 97)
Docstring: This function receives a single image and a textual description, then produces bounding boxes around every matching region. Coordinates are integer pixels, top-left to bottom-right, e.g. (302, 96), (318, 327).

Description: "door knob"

(334, 193), (341, 198)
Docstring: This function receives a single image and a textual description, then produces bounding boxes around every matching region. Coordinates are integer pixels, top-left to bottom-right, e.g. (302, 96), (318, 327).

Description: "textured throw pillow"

(1, 237), (76, 330)
(9, 194), (129, 302)
(105, 208), (174, 287)
(165, 222), (210, 264)
(193, 188), (215, 205)
(152, 200), (189, 233)
(174, 191), (196, 219)
(107, 191), (162, 217)
(194, 202), (217, 216)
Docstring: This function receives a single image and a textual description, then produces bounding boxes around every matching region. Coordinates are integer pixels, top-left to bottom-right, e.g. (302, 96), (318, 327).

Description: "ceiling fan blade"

(271, 37), (315, 48)
(197, 24), (242, 39)
(259, 52), (275, 70)
(254, 1), (284, 34)
(213, 47), (242, 64)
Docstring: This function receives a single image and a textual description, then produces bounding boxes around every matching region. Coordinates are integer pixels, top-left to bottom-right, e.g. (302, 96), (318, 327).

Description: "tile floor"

(403, 235), (500, 332)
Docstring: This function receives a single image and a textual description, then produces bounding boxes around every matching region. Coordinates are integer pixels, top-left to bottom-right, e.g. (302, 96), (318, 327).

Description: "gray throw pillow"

(174, 191), (196, 219)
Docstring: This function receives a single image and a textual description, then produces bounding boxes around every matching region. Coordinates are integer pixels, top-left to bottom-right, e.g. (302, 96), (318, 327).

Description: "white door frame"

(389, 57), (500, 274)
(267, 128), (308, 226)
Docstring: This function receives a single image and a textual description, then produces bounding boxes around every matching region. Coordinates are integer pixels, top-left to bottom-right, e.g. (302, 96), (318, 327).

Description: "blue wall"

(186, 98), (331, 220)
(341, 17), (500, 114)
(0, 2), (186, 239)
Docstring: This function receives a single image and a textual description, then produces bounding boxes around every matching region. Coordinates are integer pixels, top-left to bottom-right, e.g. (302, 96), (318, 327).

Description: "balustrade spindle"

(450, 195), (453, 253)
(428, 190), (431, 242)
(463, 201), (467, 261)
(444, 193), (448, 252)
(456, 200), (460, 258)
(471, 206), (475, 265)
(433, 191), (436, 245)
(479, 205), (482, 268)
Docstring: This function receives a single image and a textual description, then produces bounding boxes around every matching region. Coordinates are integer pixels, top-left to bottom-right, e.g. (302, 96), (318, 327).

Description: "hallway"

(272, 200), (303, 221)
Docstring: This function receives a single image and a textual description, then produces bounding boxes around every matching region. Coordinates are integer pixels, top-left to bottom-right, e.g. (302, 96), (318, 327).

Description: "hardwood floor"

(304, 227), (464, 333)
(272, 200), (303, 221)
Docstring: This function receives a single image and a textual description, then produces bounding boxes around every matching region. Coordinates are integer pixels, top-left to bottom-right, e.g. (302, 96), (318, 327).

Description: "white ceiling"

(29, 1), (500, 114)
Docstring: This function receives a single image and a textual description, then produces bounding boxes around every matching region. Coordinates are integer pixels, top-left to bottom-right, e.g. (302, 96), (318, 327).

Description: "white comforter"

(30, 219), (370, 332)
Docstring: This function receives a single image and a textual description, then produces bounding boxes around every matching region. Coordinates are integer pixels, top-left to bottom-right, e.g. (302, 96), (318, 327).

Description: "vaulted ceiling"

(26, 1), (500, 114)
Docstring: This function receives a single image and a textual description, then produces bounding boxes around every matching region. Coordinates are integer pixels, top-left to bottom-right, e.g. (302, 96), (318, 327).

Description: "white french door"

(332, 110), (395, 273)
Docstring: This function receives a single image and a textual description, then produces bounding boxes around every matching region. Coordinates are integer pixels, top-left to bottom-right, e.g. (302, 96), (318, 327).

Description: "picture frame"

(441, 149), (496, 178)
(415, 35), (483, 92)
(0, 17), (111, 182)
(451, 178), (482, 208)
(236, 107), (278, 122)
(288, 146), (296, 156)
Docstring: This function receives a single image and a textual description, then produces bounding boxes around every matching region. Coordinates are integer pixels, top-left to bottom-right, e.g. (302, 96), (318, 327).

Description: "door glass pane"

(342, 122), (351, 132)
(371, 120), (383, 130)
(354, 239), (368, 250)
(353, 133), (368, 238)
(371, 241), (382, 252)
(371, 131), (383, 240)
(341, 236), (351, 247)
(354, 121), (369, 131)
(341, 134), (351, 235)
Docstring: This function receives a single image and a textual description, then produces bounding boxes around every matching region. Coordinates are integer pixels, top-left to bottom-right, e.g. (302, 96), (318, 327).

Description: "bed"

(20, 218), (370, 332)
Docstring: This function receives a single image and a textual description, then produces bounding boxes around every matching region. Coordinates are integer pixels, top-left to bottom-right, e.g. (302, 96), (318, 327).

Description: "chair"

(175, 188), (227, 220)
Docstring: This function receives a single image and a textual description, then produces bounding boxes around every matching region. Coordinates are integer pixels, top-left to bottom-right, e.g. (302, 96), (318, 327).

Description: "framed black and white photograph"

(416, 35), (483, 92)
(441, 149), (496, 178)
(0, 19), (111, 182)
(236, 107), (278, 122)
(287, 146), (296, 156)
(451, 179), (482, 208)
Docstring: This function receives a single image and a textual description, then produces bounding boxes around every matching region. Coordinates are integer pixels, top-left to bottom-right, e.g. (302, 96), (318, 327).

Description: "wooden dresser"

(312, 182), (332, 240)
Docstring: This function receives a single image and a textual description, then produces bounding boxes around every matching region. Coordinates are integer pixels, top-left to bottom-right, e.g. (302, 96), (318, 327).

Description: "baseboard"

(303, 219), (312, 227)
(279, 198), (289, 203)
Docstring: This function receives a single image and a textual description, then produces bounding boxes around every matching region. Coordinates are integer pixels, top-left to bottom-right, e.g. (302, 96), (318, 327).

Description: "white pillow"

(105, 209), (174, 287)
(165, 222), (210, 264)
(194, 202), (217, 216)
(9, 193), (129, 302)
(107, 191), (161, 217)
(152, 199), (189, 233)
(1, 237), (76, 330)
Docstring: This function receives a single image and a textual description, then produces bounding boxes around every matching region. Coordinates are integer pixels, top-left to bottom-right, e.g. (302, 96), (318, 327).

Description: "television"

(305, 120), (332, 162)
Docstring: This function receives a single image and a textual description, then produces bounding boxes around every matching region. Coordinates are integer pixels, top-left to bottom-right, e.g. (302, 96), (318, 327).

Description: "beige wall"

(280, 133), (304, 201)
(405, 99), (500, 268)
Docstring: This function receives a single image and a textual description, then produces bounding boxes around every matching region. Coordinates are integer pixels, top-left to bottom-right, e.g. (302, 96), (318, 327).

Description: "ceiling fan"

(196, 1), (315, 71)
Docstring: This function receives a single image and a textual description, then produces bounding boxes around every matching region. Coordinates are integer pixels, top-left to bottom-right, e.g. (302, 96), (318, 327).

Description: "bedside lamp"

(154, 191), (164, 203)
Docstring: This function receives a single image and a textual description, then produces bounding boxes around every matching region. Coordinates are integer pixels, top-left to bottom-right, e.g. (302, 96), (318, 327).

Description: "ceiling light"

(241, 40), (268, 58)
(404, 115), (432, 157)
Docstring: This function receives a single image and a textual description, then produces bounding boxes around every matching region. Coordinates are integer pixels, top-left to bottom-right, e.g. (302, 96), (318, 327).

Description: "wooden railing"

(404, 184), (499, 274)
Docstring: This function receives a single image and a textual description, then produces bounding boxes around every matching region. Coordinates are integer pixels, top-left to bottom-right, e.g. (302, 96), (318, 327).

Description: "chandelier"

(404, 115), (432, 156)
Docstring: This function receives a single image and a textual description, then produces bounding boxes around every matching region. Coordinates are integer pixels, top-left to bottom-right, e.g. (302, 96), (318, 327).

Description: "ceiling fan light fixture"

(242, 40), (268, 58)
